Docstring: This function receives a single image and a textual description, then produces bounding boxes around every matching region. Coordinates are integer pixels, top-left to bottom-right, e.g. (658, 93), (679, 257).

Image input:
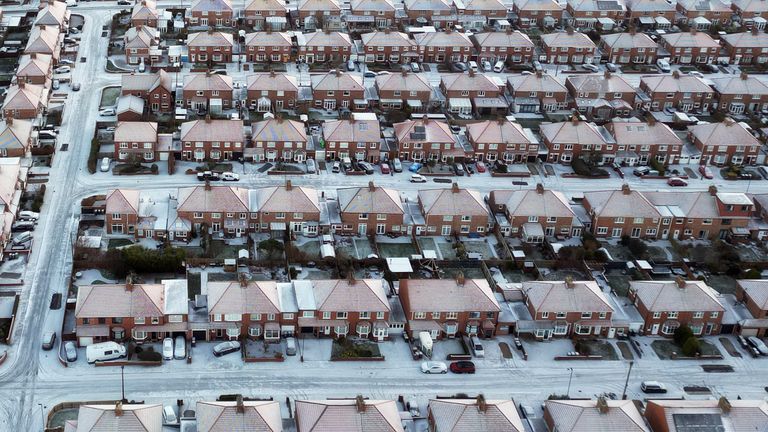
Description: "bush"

(574, 341), (591, 356)
(121, 245), (186, 273)
(649, 158), (666, 176)
(742, 268), (762, 279)
(674, 325), (694, 346)
(626, 238), (648, 258)
(87, 137), (100, 174)
(137, 347), (162, 361)
(682, 337), (700, 357)
(572, 158), (592, 176)
(150, 164), (158, 174)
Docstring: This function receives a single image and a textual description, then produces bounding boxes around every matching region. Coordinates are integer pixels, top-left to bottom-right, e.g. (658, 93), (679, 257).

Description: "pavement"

(2, 2), (768, 431)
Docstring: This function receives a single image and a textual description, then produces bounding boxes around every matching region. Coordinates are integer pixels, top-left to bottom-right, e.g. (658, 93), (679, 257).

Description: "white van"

(493, 61), (504, 73)
(86, 341), (126, 363)
(100, 157), (110, 172)
(469, 336), (484, 358)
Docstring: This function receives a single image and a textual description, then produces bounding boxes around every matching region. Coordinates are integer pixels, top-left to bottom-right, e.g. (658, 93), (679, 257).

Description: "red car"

(380, 163), (390, 174)
(449, 361), (476, 374)
(698, 165), (713, 179)
(667, 177), (688, 187)
(475, 161), (486, 173)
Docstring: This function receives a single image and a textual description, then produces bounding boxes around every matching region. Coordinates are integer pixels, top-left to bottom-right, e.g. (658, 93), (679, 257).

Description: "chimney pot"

(565, 276), (574, 288)
(236, 395), (245, 413)
(536, 183), (544, 194)
(355, 395), (366, 413)
(451, 182), (460, 193)
(675, 276), (686, 289)
(115, 401), (123, 417)
(368, 181), (375, 192)
(621, 183), (631, 195)
(456, 271), (465, 285)
(205, 179), (211, 191)
(285, 179), (292, 190)
(709, 185), (718, 196)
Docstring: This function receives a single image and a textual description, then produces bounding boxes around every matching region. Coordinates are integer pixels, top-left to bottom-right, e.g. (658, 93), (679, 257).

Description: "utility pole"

(621, 360), (634, 400)
(121, 365), (126, 403)
(566, 367), (573, 398)
(37, 404), (45, 432)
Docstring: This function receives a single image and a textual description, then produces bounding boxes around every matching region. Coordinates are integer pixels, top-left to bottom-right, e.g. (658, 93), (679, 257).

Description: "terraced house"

(177, 184), (251, 237)
(0, 118), (34, 158)
(399, 277), (500, 340)
(689, 119), (760, 166)
(246, 71), (299, 112)
(374, 71), (432, 112)
(471, 31), (536, 64)
(296, 0), (342, 30)
(606, 119), (683, 166)
(180, 117), (244, 161)
(121, 70), (174, 113)
(659, 30), (719, 64)
(540, 117), (616, 165)
(599, 31), (658, 64)
(297, 30), (352, 63)
(311, 71), (366, 111)
(336, 183), (404, 235)
(566, 0), (626, 29)
(540, 29), (597, 64)
(360, 30), (418, 64)
(721, 30), (768, 64)
(188, 0), (234, 27)
(243, 31), (292, 63)
(322, 118), (381, 162)
(418, 184), (489, 236)
(583, 185), (662, 239)
(393, 118), (457, 162)
(123, 25), (159, 65)
(489, 185), (580, 241)
(182, 73), (234, 111)
(249, 181), (320, 236)
(243, 0), (288, 30)
(414, 30), (473, 63)
(250, 117), (309, 162)
(466, 119), (536, 163)
(113, 121), (158, 162)
(512, 0), (564, 28)
(187, 30), (234, 63)
(639, 72), (715, 113)
(507, 72), (569, 113)
(629, 278), (725, 336)
(441, 71), (505, 116)
(404, 0), (455, 27)
(15, 53), (53, 86)
(565, 72), (636, 121)
(676, 0), (731, 29)
(711, 73), (768, 115)
(348, 0), (397, 28)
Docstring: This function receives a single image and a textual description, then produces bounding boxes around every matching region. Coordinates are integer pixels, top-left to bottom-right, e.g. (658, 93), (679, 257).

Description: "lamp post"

(37, 403), (45, 431)
(566, 367), (574, 398)
(120, 365), (126, 403)
(621, 360), (634, 400)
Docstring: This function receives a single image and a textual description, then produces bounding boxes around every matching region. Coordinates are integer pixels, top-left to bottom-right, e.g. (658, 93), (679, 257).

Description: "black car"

(453, 163), (465, 176)
(212, 341), (241, 357)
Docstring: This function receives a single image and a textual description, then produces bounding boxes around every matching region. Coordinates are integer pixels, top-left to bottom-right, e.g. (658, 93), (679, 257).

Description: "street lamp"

(37, 403), (45, 432)
(120, 365), (126, 403)
(621, 360), (634, 400)
(566, 367), (574, 398)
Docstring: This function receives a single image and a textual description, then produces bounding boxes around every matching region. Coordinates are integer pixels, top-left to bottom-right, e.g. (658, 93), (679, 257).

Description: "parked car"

(117, 0), (131, 4)
(100, 157), (110, 172)
(468, 61), (479, 72)
(475, 161), (486, 173)
(656, 58), (671, 72)
(52, 79), (60, 90)
(363, 71), (376, 78)
(197, 171), (220, 181)
(42, 332), (56, 350)
(410, 174), (427, 183)
(162, 337), (174, 360)
(380, 162), (390, 174)
(582, 63), (599, 72)
(331, 161), (341, 173)
(493, 61), (504, 73)
(667, 177), (688, 187)
(748, 336), (768, 355)
(19, 211), (39, 221)
(633, 166), (650, 177)
(606, 63), (618, 72)
(72, 83), (81, 91)
(346, 60), (355, 71)
(453, 163), (465, 176)
(452, 62), (468, 72)
(449, 360), (475, 374)
(420, 361), (448, 374)
(698, 165), (713, 179)
(174, 336), (186, 360)
(482, 61), (492, 72)
(641, 381), (668, 394)
(285, 337), (297, 356)
(532, 60), (542, 71)
(688, 70), (704, 78)
(162, 406), (178, 425)
(221, 172), (240, 181)
(358, 161), (374, 174)
(408, 162), (422, 173)
(410, 62), (421, 73)
(98, 108), (115, 116)
(85, 341), (126, 363)
(64, 341), (77, 362)
(54, 66), (71, 74)
(306, 158), (316, 174)
(213, 341), (241, 357)
(392, 158), (403, 172)
(12, 221), (35, 232)
(38, 130), (57, 139)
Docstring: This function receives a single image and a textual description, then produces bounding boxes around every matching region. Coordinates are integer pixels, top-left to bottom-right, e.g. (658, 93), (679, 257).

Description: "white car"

(99, 108), (116, 116)
(582, 63), (599, 72)
(421, 361), (448, 374)
(688, 70), (704, 78)
(54, 66), (71, 74)
(482, 61), (492, 72)
(221, 172), (240, 181)
(173, 336), (186, 360)
(162, 337), (174, 360)
(410, 174), (427, 183)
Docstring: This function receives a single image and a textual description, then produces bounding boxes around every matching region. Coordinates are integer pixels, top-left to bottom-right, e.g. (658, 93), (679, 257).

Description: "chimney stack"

(536, 70), (543, 78)
(565, 276), (574, 288)
(236, 395), (245, 413)
(238, 272), (248, 288)
(536, 183), (544, 194)
(596, 397), (609, 414)
(604, 70), (611, 79)
(456, 271), (465, 286)
(368, 181), (375, 192)
(422, 114), (429, 124)
(476, 394), (487, 413)
(125, 273), (134, 291)
(355, 395), (366, 413)
(675, 276), (686, 289)
(451, 182), (460, 193)
(6, 117), (12, 126)
(205, 114), (211, 123)
(566, 26), (574, 35)
(285, 179), (292, 190)
(115, 401), (123, 417)
(672, 70), (680, 79)
(205, 179), (211, 191)
(708, 185), (718, 196)
(571, 114), (580, 125)
(740, 71), (749, 80)
(270, 70), (276, 77)
(335, 69), (342, 77)
(621, 183), (630, 195)
(718, 396), (732, 414)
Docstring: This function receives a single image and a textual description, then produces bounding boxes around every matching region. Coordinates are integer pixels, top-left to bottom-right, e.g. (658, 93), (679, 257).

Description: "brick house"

(643, 188), (754, 241)
(512, 0), (564, 28)
(243, 32), (292, 63)
(583, 185), (662, 239)
(393, 118), (458, 162)
(566, 0), (627, 29)
(676, 0), (731, 29)
(75, 280), (189, 346)
(545, 400), (648, 432)
(732, 0), (768, 29)
(105, 189), (140, 237)
(2, 82), (48, 120)
(188, 0), (234, 27)
(374, 71), (432, 111)
(182, 73), (234, 110)
(121, 70), (174, 114)
(540, 29), (597, 64)
(360, 30), (418, 64)
(659, 30), (719, 64)
(721, 30), (768, 65)
(105, 189), (186, 240)
(15, 53), (52, 86)
(565, 72), (636, 121)
(246, 71), (299, 112)
(441, 71), (505, 116)
(131, 0), (159, 27)
(348, 0), (397, 28)
(337, 182), (405, 235)
(297, 31), (352, 63)
(689, 118), (760, 166)
(625, 0), (676, 28)
(639, 72), (715, 112)
(418, 184), (490, 236)
(428, 399), (524, 432)
(113, 121), (158, 162)
(205, 280), (282, 341)
(243, 0), (288, 30)
(310, 71), (366, 111)
(540, 117), (616, 164)
(645, 399), (768, 432)
(322, 118), (381, 162)
(489, 185), (580, 240)
(176, 184), (251, 237)
(123, 26), (158, 65)
(296, 400), (402, 430)
(414, 30), (473, 63)
(187, 30), (234, 63)
(0, 118), (34, 158)
(466, 119), (535, 163)
(180, 118), (244, 161)
(737, 279), (768, 336)
(296, 0), (342, 30)
(522, 279), (615, 338)
(35, 0), (70, 30)
(25, 25), (62, 63)
(471, 31), (536, 64)
(599, 31), (658, 64)
(606, 119), (683, 165)
(399, 277), (500, 339)
(251, 117), (309, 162)
(507, 72), (568, 113)
(404, 0), (455, 27)
(249, 181), (320, 236)
(629, 278), (725, 336)
(711, 73), (768, 115)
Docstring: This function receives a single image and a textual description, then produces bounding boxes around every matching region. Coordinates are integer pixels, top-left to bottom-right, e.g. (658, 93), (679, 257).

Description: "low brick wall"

(94, 360), (162, 367)
(243, 356), (285, 363)
(554, 355), (604, 360)
(267, 170), (305, 176)
(330, 356), (385, 361)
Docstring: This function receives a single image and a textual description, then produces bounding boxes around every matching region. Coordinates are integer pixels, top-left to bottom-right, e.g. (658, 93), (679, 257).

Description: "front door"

(607, 327), (616, 338)
(651, 324), (659, 335)
(358, 224), (367, 235)
(376, 224), (386, 234)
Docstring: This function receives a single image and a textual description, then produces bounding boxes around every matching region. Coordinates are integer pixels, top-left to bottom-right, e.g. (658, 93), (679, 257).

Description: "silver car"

(64, 341), (77, 362)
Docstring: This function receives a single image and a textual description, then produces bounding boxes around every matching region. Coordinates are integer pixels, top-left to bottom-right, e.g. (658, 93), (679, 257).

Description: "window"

(652, 312), (661, 319)
(322, 311), (331, 319)
(134, 317), (145, 324)
(541, 312), (549, 319)
(693, 311), (704, 319)
(598, 312), (607, 319)
(283, 313), (294, 320)
(668, 311), (678, 319)
(224, 314), (241, 322)
(413, 312), (426, 319)
(446, 312), (458, 320)
(302, 311), (314, 318)
(248, 326), (262, 337)
(267, 313), (276, 321)
(431, 312), (440, 319)
(168, 315), (182, 323)
(360, 311), (370, 319)
(710, 311), (719, 318)
(250, 313), (262, 321)
(336, 311), (348, 319)
(581, 312), (592, 319)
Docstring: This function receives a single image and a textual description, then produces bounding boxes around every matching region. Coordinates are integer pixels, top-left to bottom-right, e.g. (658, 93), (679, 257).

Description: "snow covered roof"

(545, 400), (648, 432)
(76, 284), (166, 319)
(524, 280), (613, 313)
(630, 279), (725, 312)
(645, 399), (768, 432)
(401, 278), (500, 313)
(295, 399), (403, 432)
(418, 186), (487, 217)
(337, 184), (404, 215)
(207, 281), (281, 315)
(73, 404), (163, 432)
(428, 399), (524, 432)
(196, 401), (282, 432)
